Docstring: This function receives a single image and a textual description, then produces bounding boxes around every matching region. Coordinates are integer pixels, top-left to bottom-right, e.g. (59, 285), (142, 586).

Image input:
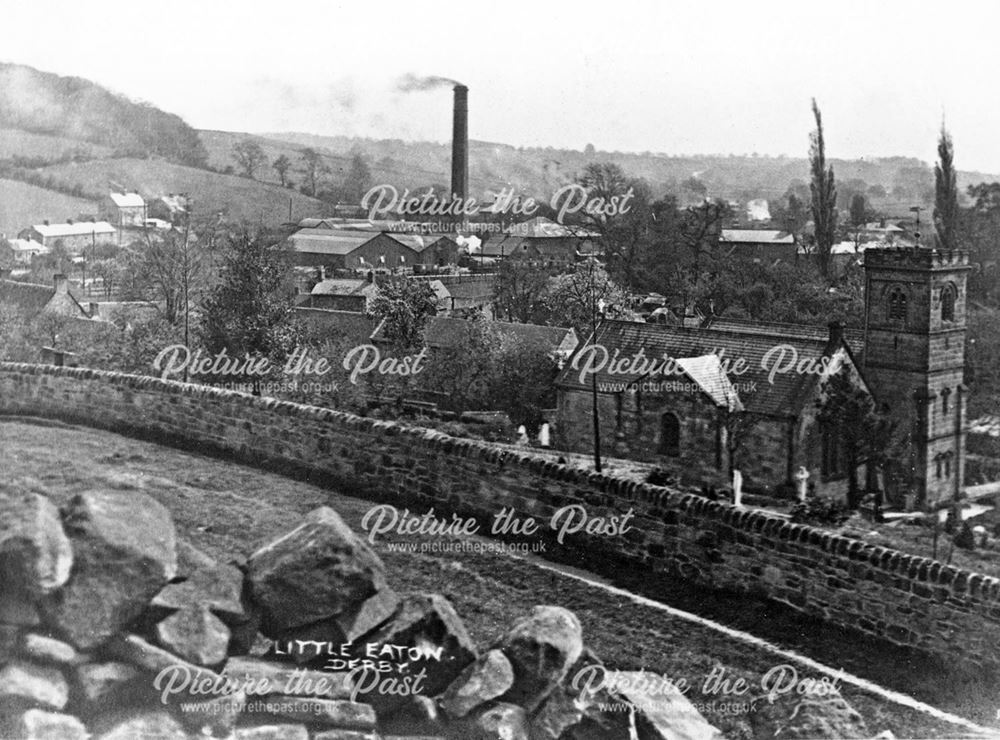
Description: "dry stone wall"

(2, 362), (1000, 671)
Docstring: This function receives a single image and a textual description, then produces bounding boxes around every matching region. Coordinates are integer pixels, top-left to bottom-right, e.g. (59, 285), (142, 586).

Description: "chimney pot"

(53, 273), (68, 294)
(89, 302), (99, 318)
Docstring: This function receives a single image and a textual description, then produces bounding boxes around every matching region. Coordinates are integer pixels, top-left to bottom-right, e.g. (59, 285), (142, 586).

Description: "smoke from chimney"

(395, 73), (462, 92)
(451, 84), (468, 202)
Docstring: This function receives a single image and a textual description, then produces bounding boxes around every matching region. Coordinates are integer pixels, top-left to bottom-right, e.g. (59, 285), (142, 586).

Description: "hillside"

(257, 131), (1000, 214)
(0, 178), (97, 239)
(0, 128), (111, 162)
(0, 63), (206, 166)
(37, 157), (331, 225)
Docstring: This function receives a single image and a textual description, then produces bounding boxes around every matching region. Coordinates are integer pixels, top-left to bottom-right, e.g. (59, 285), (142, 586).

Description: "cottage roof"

(556, 320), (850, 418)
(108, 192), (145, 208)
(0, 278), (89, 318)
(294, 307), (378, 345)
(9, 238), (48, 254)
(32, 221), (116, 238)
(719, 229), (794, 245)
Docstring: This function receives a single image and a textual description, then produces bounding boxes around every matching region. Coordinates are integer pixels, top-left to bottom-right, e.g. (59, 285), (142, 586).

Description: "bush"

(789, 498), (851, 527)
(954, 522), (976, 550)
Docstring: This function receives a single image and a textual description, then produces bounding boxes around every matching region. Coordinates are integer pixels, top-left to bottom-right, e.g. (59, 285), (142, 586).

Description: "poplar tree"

(934, 125), (959, 251)
(809, 99), (837, 278)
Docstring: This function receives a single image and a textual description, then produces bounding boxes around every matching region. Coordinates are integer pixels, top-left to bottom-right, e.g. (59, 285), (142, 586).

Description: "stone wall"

(3, 362), (1000, 670)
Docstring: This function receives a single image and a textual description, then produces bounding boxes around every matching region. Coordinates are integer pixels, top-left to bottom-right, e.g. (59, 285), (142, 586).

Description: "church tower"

(862, 247), (971, 509)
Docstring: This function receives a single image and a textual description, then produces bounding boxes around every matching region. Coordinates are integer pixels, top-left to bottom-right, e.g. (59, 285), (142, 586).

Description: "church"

(554, 247), (971, 510)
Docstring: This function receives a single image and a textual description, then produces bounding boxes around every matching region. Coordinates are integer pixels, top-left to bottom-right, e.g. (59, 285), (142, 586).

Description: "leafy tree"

(492, 258), (550, 323)
(490, 331), (560, 429)
(232, 140), (267, 179)
(816, 365), (895, 509)
(300, 148), (327, 197)
(424, 314), (500, 414)
(543, 260), (629, 339)
(80, 307), (183, 375)
(342, 153), (373, 204)
(849, 193), (868, 229)
(272, 154), (292, 187)
(809, 98), (838, 279)
(200, 229), (301, 389)
(365, 277), (437, 351)
(0, 237), (13, 269)
(960, 183), (1000, 304)
(934, 125), (959, 250)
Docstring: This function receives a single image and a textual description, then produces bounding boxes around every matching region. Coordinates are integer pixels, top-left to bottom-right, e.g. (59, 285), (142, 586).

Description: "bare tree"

(300, 148), (327, 197)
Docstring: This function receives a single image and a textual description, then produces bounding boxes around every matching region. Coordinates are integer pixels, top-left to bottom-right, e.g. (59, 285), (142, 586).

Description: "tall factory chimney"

(451, 84), (468, 202)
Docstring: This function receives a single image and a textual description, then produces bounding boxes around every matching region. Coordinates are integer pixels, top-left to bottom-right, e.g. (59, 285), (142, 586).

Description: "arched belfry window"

(659, 412), (680, 457)
(941, 284), (956, 322)
(887, 286), (908, 321)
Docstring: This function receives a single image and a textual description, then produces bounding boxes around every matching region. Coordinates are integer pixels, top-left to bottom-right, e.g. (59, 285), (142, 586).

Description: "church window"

(935, 455), (942, 479)
(821, 423), (844, 479)
(941, 387), (951, 416)
(887, 287), (907, 321)
(941, 284), (956, 322)
(658, 412), (680, 456)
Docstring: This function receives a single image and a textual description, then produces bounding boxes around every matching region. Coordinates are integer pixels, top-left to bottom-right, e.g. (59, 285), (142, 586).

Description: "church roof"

(556, 319), (850, 418)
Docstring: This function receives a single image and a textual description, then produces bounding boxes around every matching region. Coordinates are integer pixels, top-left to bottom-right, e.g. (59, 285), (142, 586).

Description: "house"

(8, 238), (49, 265)
(481, 217), (599, 267)
(0, 272), (92, 319)
(298, 277), (380, 312)
(554, 246), (972, 510)
(100, 192), (146, 228)
(18, 221), (116, 253)
(718, 229), (796, 263)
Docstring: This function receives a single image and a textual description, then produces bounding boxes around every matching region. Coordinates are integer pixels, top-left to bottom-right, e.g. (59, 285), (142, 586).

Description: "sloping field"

(39, 157), (331, 224)
(0, 128), (112, 160)
(1, 417), (993, 739)
(0, 178), (97, 238)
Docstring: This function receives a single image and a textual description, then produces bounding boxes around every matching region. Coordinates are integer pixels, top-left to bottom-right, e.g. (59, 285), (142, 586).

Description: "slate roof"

(702, 316), (865, 354)
(289, 230), (378, 255)
(294, 308), (378, 345)
(555, 319), (848, 418)
(0, 279), (53, 315)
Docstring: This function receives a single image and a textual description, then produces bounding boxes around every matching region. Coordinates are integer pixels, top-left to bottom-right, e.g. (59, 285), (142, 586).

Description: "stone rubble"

(0, 493), (740, 739)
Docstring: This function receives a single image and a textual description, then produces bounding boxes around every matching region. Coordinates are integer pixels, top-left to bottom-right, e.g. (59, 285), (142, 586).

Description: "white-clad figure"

(538, 422), (551, 448)
(732, 469), (743, 507)
(794, 466), (810, 502)
(516, 425), (529, 446)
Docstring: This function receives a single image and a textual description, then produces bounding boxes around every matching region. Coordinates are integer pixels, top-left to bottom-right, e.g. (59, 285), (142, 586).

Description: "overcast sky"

(5, 0), (1000, 171)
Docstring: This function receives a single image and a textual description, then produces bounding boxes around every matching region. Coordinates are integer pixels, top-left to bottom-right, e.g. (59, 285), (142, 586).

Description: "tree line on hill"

(0, 63), (207, 167)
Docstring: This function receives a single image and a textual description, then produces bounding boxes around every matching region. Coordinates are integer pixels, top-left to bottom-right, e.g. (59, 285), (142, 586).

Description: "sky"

(5, 0), (1000, 171)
